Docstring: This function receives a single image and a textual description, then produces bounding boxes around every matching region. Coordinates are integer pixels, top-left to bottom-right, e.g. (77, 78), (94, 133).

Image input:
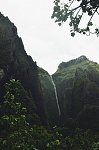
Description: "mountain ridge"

(0, 12), (48, 127)
(39, 55), (99, 128)
(1, 11), (99, 131)
(51, 55), (99, 130)
(57, 55), (88, 71)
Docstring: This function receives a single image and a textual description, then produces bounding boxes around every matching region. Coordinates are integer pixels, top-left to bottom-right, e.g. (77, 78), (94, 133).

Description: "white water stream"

(50, 75), (61, 116)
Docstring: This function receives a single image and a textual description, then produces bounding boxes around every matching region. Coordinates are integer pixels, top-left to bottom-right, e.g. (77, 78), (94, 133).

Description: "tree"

(0, 79), (37, 150)
(52, 0), (99, 36)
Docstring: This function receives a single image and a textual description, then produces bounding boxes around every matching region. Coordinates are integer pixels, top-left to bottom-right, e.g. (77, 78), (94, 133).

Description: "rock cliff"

(38, 67), (59, 126)
(0, 12), (48, 127)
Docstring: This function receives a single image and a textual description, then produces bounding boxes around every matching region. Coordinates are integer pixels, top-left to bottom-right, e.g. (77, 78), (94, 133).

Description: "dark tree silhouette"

(52, 0), (99, 36)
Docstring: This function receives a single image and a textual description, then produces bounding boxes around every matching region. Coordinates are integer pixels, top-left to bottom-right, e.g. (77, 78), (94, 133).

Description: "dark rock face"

(38, 67), (59, 126)
(0, 12), (48, 127)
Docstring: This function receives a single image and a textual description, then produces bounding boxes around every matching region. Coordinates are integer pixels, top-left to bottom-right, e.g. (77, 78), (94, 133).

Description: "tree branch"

(87, 7), (98, 25)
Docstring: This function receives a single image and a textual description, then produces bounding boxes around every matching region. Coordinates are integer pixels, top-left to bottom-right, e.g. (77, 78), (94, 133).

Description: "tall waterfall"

(50, 75), (61, 116)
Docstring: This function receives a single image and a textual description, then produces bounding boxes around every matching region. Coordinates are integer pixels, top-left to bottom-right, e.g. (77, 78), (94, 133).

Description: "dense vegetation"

(51, 56), (99, 129)
(1, 12), (99, 150)
(1, 79), (99, 150)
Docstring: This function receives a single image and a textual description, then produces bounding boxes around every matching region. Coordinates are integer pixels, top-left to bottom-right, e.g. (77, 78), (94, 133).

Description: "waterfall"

(50, 75), (61, 116)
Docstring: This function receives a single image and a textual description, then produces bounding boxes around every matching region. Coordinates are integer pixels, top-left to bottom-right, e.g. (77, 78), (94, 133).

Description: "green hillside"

(52, 56), (99, 130)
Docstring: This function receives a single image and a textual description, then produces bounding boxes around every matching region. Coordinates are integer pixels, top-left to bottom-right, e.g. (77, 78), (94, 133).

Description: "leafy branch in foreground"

(52, 0), (99, 36)
(0, 79), (36, 150)
(1, 80), (99, 149)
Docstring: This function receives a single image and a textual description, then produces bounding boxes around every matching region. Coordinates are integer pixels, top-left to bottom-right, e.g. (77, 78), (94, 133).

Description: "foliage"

(52, 0), (99, 36)
(0, 79), (37, 150)
(53, 56), (99, 127)
(75, 106), (99, 132)
(46, 127), (99, 150)
(1, 80), (99, 150)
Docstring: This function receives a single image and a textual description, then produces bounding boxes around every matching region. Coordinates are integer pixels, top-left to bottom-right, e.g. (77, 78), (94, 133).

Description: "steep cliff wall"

(0, 12), (48, 127)
(38, 67), (59, 126)
(52, 56), (99, 129)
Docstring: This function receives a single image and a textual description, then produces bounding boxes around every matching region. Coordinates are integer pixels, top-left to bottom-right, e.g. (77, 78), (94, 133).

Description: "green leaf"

(83, 31), (86, 34)
(21, 107), (27, 113)
(88, 21), (93, 26)
(58, 23), (61, 26)
(71, 32), (75, 37)
(69, 22), (72, 27)
(2, 115), (9, 121)
(3, 140), (7, 145)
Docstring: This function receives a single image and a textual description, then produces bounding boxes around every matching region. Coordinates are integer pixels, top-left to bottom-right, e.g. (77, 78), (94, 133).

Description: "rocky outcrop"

(0, 12), (48, 127)
(58, 55), (87, 70)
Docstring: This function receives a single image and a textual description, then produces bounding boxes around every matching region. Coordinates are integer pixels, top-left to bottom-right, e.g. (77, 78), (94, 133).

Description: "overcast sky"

(0, 0), (99, 74)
